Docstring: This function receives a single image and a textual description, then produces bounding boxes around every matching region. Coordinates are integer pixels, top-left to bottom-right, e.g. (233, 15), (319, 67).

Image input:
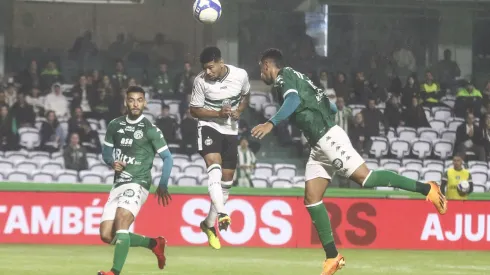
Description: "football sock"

(306, 201), (338, 259)
(207, 164), (225, 214)
(204, 181), (232, 228)
(111, 230), (130, 275)
(363, 170), (431, 195)
(128, 232), (155, 249)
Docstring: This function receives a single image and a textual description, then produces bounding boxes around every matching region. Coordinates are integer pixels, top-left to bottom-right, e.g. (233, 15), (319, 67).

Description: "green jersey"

(104, 115), (167, 190)
(273, 67), (337, 146)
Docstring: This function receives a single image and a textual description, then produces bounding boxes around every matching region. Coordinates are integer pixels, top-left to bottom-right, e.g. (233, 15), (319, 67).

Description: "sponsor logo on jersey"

(115, 149), (136, 165)
(116, 171), (133, 183)
(120, 138), (133, 146)
(125, 126), (135, 132)
(205, 136), (213, 146)
(138, 123), (145, 127)
(220, 86), (228, 89)
(134, 130), (144, 140)
(119, 121), (126, 125)
(117, 129), (125, 134)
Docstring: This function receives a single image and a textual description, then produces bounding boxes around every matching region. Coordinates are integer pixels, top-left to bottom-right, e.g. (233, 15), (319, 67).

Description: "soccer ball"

(458, 180), (470, 194)
(193, 0), (222, 24)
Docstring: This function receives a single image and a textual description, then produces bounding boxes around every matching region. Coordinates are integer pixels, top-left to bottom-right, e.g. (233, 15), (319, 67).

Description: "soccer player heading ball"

(251, 49), (448, 275)
(98, 86), (174, 275)
(190, 46), (250, 249)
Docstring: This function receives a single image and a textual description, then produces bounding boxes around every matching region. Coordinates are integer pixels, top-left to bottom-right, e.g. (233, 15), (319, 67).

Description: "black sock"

(148, 238), (157, 249)
(110, 268), (121, 275)
(415, 182), (431, 196)
(323, 241), (338, 259)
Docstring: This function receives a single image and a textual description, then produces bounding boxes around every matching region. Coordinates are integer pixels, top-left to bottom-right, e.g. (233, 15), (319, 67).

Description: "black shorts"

(197, 126), (238, 170)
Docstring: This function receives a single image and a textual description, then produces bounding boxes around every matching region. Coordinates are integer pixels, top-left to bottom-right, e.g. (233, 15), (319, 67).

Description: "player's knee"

(349, 164), (371, 185)
(114, 208), (134, 230)
(304, 194), (322, 206)
(100, 232), (114, 244)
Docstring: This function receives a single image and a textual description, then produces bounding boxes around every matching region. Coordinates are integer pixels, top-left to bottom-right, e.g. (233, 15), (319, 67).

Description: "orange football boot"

(321, 253), (345, 275)
(426, 181), (448, 215)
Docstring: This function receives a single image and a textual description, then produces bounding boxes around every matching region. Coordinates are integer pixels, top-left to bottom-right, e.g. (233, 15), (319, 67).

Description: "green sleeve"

(147, 124), (168, 153)
(104, 120), (116, 147)
(276, 68), (299, 98)
(11, 118), (17, 134)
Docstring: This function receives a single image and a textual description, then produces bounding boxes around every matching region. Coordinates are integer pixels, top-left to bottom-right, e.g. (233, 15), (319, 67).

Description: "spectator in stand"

(153, 62), (174, 99)
(63, 132), (88, 172)
(434, 49), (461, 92)
(420, 71), (442, 107)
(79, 124), (101, 154)
(401, 96), (431, 128)
(71, 75), (93, 116)
(91, 88), (112, 123)
(155, 105), (178, 144)
(454, 112), (485, 161)
(25, 87), (45, 117)
(5, 84), (17, 107)
(128, 77), (138, 87)
(478, 114), (490, 158)
(481, 80), (490, 107)
(0, 91), (7, 106)
(392, 42), (416, 83)
(108, 33), (133, 62)
(40, 61), (63, 90)
(17, 60), (40, 94)
(45, 83), (70, 119)
(319, 71), (329, 91)
(180, 108), (198, 155)
(111, 60), (129, 91)
(0, 104), (18, 151)
(401, 74), (419, 108)
(455, 81), (483, 118)
(39, 110), (64, 152)
(69, 31), (98, 61)
(10, 93), (35, 128)
(352, 71), (374, 104)
(236, 137), (256, 187)
(333, 72), (349, 100)
(441, 155), (473, 200)
(361, 98), (387, 137)
(88, 70), (101, 90)
(350, 113), (371, 156)
(68, 107), (91, 139)
(385, 95), (403, 129)
(174, 62), (195, 99)
(100, 75), (114, 97)
(334, 96), (352, 135)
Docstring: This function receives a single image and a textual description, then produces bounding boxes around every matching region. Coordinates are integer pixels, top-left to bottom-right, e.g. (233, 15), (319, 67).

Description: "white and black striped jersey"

(190, 64), (250, 135)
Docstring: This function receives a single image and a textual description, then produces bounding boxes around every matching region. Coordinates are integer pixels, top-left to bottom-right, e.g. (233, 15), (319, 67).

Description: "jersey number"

(292, 69), (324, 102)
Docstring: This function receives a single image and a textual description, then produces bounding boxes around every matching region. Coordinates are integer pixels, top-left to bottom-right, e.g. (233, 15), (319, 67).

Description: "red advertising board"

(0, 192), (488, 250)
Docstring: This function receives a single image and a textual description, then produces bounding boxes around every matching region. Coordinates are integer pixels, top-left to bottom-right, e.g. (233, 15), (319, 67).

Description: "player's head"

(259, 48), (283, 85)
(125, 86), (146, 118)
(452, 154), (463, 170)
(200, 46), (224, 81)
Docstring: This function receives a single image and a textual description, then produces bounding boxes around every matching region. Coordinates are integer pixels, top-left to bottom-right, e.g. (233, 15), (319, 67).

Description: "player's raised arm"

(189, 74), (231, 119)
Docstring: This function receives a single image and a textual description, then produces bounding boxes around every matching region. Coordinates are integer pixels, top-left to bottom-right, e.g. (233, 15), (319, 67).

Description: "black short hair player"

(259, 48), (284, 85)
(199, 46), (228, 81)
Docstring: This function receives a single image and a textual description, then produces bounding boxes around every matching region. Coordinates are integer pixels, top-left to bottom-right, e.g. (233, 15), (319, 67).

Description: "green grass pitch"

(0, 245), (489, 275)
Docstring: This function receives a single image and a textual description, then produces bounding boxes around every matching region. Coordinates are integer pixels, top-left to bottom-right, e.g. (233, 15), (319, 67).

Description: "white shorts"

(305, 125), (365, 181)
(100, 183), (149, 223)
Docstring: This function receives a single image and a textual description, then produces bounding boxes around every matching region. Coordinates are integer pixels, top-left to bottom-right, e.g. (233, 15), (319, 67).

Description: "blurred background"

(1, 0), (490, 192)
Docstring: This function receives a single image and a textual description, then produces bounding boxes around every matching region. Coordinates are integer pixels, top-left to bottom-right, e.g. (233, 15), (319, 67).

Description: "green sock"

(363, 170), (431, 195)
(307, 202), (338, 259)
(129, 233), (155, 249)
(111, 230), (131, 274)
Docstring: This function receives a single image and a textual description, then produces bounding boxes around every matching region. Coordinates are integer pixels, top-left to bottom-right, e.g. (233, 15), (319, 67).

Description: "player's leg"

(216, 134), (238, 230)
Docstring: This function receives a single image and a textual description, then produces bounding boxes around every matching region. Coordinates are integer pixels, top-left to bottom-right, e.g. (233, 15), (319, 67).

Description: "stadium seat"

(103, 171), (115, 184)
(370, 137), (389, 158)
(251, 176), (268, 188)
(380, 159), (401, 171)
(275, 167), (296, 178)
(423, 107), (432, 120)
(445, 160), (453, 168)
(417, 127), (439, 140)
(403, 159), (423, 171)
(152, 173), (174, 186)
(432, 107), (452, 120)
(441, 97), (455, 108)
(473, 184), (486, 193)
(90, 162), (110, 172)
(0, 160), (14, 170)
(6, 152), (27, 162)
(292, 176), (305, 188)
(470, 170), (488, 185)
(263, 104), (278, 119)
(153, 158), (163, 170)
(396, 127), (417, 141)
(35, 117), (46, 130)
(433, 139), (453, 159)
(16, 160), (39, 170)
(183, 164), (205, 175)
(424, 160), (444, 171)
(193, 158), (206, 168)
(175, 174), (198, 186)
(42, 161), (64, 171)
(32, 171), (55, 183)
(399, 168), (421, 181)
(429, 119), (446, 131)
(79, 171), (103, 184)
(87, 118), (100, 131)
(190, 154), (201, 161)
(386, 127), (396, 139)
(411, 139), (432, 159)
(365, 159), (379, 170)
(389, 138), (410, 158)
(447, 118), (464, 131)
(468, 161), (488, 171)
(57, 170), (78, 183)
(146, 100), (162, 117)
(198, 174), (208, 186)
(249, 92), (269, 112)
(422, 169), (442, 182)
(6, 170), (31, 182)
(269, 176), (292, 188)
(171, 165), (181, 176)
(440, 129), (456, 141)
(165, 101), (181, 117)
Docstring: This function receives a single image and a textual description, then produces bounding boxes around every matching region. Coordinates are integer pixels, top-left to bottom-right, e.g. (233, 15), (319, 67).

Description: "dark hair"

(126, 85), (145, 96)
(260, 48), (284, 68)
(200, 46), (222, 64)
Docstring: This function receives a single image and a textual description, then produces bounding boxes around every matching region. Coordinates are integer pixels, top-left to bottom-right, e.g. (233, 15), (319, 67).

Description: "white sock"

(204, 180), (233, 228)
(207, 164), (225, 215)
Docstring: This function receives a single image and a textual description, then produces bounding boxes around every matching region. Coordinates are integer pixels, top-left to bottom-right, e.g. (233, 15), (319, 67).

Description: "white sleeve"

(190, 76), (205, 108)
(241, 71), (251, 96)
